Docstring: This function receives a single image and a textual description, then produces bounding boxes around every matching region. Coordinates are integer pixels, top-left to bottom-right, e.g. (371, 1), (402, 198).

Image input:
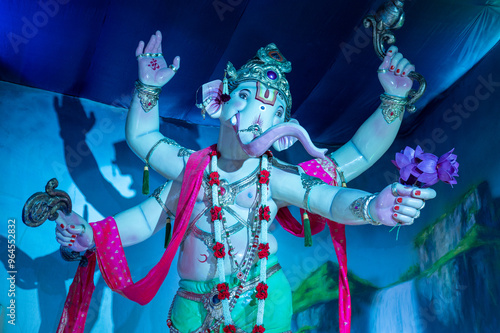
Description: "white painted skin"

(55, 32), (435, 281)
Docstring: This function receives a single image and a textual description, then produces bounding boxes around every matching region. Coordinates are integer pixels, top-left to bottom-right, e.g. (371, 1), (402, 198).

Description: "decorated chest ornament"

(196, 43), (292, 121)
(207, 149), (274, 332)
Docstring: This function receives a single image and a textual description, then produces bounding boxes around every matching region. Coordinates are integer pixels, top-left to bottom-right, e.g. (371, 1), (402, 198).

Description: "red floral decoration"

(210, 206), (222, 221)
(209, 150), (219, 157)
(213, 242), (226, 258)
(258, 243), (270, 259)
(223, 325), (237, 333)
(220, 94), (231, 103)
(255, 282), (268, 300)
(258, 206), (271, 222)
(217, 282), (230, 300)
(209, 172), (220, 186)
(259, 170), (270, 185)
(252, 325), (265, 333)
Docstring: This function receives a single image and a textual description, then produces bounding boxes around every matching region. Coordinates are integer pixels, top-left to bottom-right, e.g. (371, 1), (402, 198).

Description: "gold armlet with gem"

(380, 93), (407, 124)
(135, 80), (161, 113)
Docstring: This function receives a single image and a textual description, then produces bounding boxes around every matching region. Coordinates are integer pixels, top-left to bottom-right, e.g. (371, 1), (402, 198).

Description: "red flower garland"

(208, 171), (220, 186)
(213, 242), (226, 258)
(257, 243), (270, 259)
(252, 325), (265, 333)
(255, 282), (268, 300)
(210, 206), (222, 221)
(259, 170), (270, 185)
(223, 325), (237, 333)
(217, 283), (230, 300)
(258, 206), (271, 222)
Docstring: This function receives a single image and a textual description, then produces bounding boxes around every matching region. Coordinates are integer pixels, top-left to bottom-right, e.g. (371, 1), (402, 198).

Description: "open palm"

(136, 30), (180, 87)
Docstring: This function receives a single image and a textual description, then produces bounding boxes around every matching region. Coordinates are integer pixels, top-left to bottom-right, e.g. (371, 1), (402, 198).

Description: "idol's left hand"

(377, 46), (415, 98)
(369, 183), (436, 226)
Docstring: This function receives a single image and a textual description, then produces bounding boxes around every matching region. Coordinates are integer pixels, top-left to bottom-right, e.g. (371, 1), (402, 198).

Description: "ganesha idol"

(54, 31), (435, 333)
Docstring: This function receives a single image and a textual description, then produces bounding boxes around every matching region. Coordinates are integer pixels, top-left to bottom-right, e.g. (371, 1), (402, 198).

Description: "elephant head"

(198, 44), (326, 159)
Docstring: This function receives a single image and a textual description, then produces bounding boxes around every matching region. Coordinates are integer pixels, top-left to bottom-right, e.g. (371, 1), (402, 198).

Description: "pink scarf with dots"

(277, 157), (351, 333)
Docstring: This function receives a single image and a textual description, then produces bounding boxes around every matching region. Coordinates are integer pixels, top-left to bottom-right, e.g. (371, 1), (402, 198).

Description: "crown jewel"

(226, 43), (292, 121)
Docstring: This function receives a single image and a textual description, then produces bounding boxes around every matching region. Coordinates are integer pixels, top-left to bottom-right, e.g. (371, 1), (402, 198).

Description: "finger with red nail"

(378, 46), (398, 73)
(54, 210), (95, 252)
(369, 183), (436, 226)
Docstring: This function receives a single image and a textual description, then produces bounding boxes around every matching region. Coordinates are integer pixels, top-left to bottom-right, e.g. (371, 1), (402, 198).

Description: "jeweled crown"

(226, 43), (292, 120)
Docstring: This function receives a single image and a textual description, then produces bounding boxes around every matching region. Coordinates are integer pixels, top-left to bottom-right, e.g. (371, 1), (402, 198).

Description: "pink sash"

(57, 145), (214, 332)
(278, 157), (351, 333)
(57, 146), (350, 333)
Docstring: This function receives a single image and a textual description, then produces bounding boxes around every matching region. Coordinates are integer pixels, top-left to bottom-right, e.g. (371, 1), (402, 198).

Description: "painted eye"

(276, 107), (284, 118)
(238, 90), (249, 100)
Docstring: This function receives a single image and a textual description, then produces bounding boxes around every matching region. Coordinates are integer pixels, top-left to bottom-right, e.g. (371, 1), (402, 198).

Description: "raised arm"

(330, 46), (415, 183)
(126, 31), (186, 181)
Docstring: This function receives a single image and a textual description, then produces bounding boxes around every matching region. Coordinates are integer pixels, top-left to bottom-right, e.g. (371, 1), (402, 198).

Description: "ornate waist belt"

(167, 263), (281, 333)
(177, 263), (281, 303)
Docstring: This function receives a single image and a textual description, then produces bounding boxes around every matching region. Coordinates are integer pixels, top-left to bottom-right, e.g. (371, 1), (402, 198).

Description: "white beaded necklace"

(208, 150), (271, 333)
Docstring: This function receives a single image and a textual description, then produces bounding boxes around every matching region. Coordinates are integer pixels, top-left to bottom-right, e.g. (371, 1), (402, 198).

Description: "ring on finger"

(169, 64), (178, 73)
(80, 224), (86, 236)
(137, 53), (163, 59)
(391, 183), (399, 197)
(377, 69), (389, 74)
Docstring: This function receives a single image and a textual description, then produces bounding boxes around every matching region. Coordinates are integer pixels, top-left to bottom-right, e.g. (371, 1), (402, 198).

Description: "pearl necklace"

(208, 150), (271, 333)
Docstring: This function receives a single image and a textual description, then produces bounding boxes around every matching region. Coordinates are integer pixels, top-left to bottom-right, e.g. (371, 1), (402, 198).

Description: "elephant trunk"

(238, 122), (327, 159)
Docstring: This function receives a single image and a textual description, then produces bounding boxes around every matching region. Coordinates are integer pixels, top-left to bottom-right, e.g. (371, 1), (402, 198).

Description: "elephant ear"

(201, 79), (223, 119)
(272, 118), (299, 151)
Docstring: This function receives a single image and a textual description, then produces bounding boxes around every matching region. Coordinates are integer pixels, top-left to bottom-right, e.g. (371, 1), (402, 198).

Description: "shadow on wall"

(0, 235), (102, 332)
(53, 94), (144, 215)
(47, 92), (209, 331)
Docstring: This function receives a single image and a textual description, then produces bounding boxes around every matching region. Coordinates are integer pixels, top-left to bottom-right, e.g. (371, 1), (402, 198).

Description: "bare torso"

(172, 157), (279, 281)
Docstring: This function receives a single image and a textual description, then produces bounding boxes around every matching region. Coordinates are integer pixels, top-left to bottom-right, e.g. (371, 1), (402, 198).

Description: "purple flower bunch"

(392, 146), (459, 187)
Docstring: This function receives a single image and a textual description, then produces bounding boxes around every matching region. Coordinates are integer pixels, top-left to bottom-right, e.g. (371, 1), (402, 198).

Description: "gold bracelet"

(380, 93), (407, 124)
(135, 80), (161, 113)
(349, 194), (380, 225)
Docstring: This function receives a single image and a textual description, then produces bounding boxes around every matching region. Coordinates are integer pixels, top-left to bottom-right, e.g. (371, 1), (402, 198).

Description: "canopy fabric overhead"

(1, 0), (499, 145)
